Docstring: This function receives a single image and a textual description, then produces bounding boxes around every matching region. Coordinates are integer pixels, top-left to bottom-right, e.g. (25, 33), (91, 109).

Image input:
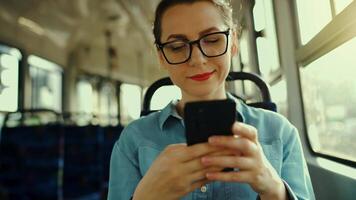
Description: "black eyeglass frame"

(156, 29), (230, 65)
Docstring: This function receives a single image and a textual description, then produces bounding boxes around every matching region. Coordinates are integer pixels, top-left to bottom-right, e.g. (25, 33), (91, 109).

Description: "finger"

(201, 156), (253, 170)
(188, 166), (223, 181)
(206, 171), (252, 183)
(162, 143), (188, 160)
(184, 153), (226, 173)
(208, 136), (257, 156)
(208, 149), (236, 157)
(181, 143), (224, 162)
(183, 157), (206, 173)
(232, 122), (258, 142)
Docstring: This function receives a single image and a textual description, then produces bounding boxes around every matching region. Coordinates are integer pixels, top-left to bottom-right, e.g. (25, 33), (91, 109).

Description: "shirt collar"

(158, 99), (181, 131)
(158, 93), (245, 131)
(226, 92), (245, 122)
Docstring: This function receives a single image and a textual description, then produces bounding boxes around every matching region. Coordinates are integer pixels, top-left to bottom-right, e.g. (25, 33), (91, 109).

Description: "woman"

(108, 0), (315, 199)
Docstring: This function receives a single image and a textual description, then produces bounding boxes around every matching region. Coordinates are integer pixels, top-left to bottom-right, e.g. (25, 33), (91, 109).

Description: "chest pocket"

(138, 146), (161, 176)
(260, 140), (282, 174)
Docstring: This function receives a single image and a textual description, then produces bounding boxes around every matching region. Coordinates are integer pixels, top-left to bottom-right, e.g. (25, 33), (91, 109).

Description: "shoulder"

(239, 102), (297, 142)
(125, 111), (162, 133)
(116, 111), (162, 151)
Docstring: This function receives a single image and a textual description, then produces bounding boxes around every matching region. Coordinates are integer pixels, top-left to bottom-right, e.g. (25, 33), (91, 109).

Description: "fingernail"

(233, 134), (239, 139)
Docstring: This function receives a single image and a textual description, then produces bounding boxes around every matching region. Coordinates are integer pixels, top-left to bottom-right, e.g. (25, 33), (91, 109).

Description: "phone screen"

(184, 99), (236, 146)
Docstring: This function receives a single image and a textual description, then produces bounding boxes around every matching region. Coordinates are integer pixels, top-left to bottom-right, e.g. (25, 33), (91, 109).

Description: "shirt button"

(200, 185), (207, 193)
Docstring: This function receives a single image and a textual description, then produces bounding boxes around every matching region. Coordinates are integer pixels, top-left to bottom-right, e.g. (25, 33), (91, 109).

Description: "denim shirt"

(108, 95), (315, 200)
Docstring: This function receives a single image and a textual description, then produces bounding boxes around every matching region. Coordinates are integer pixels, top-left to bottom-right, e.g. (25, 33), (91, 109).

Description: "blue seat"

(0, 125), (62, 199)
(62, 125), (103, 199)
(100, 125), (123, 199)
(102, 125), (123, 182)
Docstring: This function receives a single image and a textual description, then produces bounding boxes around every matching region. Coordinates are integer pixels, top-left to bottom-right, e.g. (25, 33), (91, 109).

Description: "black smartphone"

(184, 99), (236, 146)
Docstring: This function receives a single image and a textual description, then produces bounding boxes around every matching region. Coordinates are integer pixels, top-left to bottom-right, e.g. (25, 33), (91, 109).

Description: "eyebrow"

(166, 27), (221, 41)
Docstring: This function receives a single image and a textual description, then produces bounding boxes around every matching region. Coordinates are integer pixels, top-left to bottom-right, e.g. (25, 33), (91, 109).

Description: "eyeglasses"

(157, 29), (230, 65)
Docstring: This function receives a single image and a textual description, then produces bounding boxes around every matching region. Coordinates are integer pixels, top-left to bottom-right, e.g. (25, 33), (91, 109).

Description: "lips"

(188, 70), (215, 81)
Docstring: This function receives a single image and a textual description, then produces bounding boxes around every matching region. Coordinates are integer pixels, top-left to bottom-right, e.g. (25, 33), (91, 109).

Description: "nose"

(188, 44), (207, 67)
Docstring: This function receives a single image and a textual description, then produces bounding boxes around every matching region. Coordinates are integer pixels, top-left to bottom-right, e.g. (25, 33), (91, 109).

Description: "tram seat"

(101, 125), (123, 198)
(141, 71), (277, 117)
(0, 125), (62, 199)
(0, 116), (123, 199)
(62, 124), (123, 199)
(63, 125), (103, 199)
(102, 126), (123, 183)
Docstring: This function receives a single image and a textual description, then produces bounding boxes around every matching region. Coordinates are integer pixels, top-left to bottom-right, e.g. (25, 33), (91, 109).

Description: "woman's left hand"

(201, 122), (288, 200)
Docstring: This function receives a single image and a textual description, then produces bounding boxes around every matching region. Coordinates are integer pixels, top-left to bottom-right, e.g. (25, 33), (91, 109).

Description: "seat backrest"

(226, 72), (277, 112)
(62, 125), (103, 199)
(141, 71), (277, 116)
(0, 124), (62, 199)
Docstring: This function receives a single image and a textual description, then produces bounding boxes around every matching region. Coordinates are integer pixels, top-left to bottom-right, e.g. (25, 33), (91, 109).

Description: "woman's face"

(159, 1), (237, 102)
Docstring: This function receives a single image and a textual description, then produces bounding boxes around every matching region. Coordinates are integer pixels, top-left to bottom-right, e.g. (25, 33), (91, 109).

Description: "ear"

(231, 30), (239, 57)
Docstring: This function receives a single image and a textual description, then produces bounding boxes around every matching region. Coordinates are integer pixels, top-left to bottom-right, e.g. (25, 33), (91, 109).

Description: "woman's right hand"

(132, 143), (227, 200)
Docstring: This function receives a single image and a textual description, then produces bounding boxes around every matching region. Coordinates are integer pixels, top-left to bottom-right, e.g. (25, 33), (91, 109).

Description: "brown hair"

(153, 0), (234, 44)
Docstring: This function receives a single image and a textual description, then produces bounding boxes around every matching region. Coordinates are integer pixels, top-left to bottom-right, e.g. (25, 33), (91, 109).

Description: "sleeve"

(281, 126), (315, 200)
(255, 180), (298, 200)
(107, 127), (142, 200)
(283, 180), (299, 200)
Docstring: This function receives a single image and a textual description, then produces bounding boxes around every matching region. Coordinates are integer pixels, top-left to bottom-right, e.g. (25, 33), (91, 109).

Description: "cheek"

(214, 56), (231, 74)
(166, 68), (185, 85)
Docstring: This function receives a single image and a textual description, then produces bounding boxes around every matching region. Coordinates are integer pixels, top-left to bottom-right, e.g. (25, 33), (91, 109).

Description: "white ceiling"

(0, 0), (244, 86)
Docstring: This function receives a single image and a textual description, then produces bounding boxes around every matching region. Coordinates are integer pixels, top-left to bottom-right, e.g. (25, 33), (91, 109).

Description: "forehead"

(160, 1), (226, 41)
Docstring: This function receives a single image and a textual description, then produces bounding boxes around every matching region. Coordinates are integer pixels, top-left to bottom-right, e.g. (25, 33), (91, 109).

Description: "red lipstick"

(189, 71), (215, 81)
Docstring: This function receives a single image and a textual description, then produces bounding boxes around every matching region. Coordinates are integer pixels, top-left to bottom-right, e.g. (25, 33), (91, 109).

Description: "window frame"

(294, 1), (356, 167)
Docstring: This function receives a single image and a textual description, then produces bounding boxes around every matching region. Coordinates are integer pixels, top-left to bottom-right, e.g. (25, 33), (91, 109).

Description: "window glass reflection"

(77, 80), (94, 114)
(253, 0), (280, 77)
(0, 53), (19, 112)
(334, 0), (353, 14)
(120, 83), (141, 125)
(150, 85), (181, 110)
(270, 78), (288, 117)
(28, 55), (62, 112)
(300, 37), (356, 162)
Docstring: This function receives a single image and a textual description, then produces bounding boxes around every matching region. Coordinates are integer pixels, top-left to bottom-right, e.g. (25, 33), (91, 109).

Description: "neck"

(176, 89), (227, 117)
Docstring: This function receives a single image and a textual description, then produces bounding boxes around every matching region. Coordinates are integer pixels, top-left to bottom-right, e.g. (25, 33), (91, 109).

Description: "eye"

(202, 35), (221, 44)
(165, 42), (187, 52)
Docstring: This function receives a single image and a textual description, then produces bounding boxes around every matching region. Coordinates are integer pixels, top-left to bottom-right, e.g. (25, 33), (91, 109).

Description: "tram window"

(296, 0), (332, 45)
(238, 68), (263, 103)
(239, 30), (250, 68)
(120, 83), (141, 125)
(300, 37), (356, 162)
(77, 79), (95, 114)
(253, 0), (266, 32)
(76, 79), (96, 125)
(253, 0), (280, 77)
(0, 45), (22, 59)
(150, 85), (181, 110)
(99, 82), (118, 125)
(0, 45), (21, 112)
(0, 114), (4, 128)
(334, 0), (353, 14)
(28, 55), (63, 112)
(270, 78), (288, 117)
